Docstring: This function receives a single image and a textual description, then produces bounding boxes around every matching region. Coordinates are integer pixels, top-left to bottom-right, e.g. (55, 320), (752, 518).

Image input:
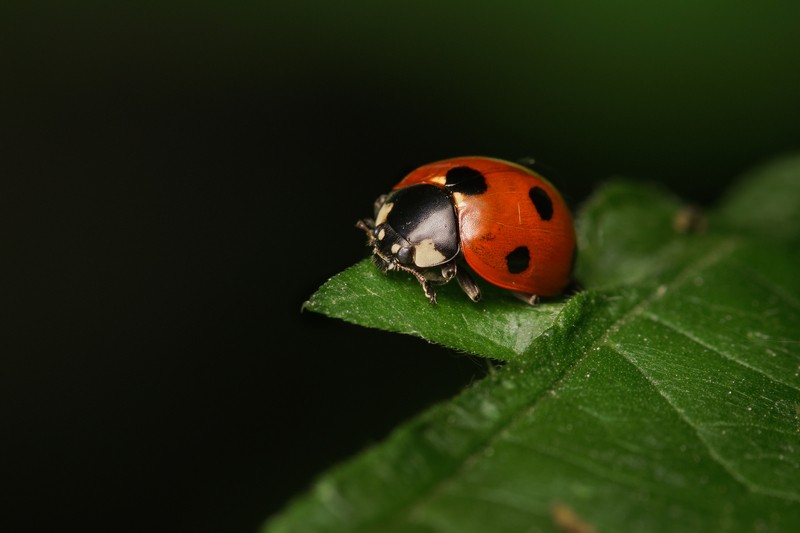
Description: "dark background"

(3, 2), (800, 532)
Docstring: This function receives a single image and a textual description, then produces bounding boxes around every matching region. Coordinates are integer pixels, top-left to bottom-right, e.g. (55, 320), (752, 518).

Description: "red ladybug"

(357, 156), (576, 304)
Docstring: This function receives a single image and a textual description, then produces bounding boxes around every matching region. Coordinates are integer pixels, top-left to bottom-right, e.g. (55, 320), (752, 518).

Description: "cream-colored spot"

(452, 191), (467, 208)
(375, 202), (394, 225)
(430, 175), (446, 186)
(377, 228), (386, 240)
(414, 238), (447, 267)
(391, 243), (400, 253)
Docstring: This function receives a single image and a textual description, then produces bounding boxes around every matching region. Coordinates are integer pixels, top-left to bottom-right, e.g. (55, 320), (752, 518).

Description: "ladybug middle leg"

(455, 266), (481, 302)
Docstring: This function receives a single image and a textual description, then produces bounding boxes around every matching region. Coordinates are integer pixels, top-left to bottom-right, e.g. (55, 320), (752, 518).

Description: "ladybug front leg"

(420, 280), (438, 304)
(395, 263), (439, 304)
(355, 218), (374, 235)
(413, 271), (438, 304)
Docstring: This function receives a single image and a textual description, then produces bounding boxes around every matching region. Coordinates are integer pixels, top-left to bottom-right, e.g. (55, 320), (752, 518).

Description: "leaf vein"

(642, 312), (800, 394)
(519, 440), (698, 499)
(701, 421), (800, 438)
(605, 343), (761, 492)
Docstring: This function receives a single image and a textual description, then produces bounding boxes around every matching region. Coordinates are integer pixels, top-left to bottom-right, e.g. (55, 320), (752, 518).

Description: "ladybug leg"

(412, 268), (438, 304)
(511, 291), (540, 305)
(421, 280), (438, 304)
(356, 218), (374, 234)
(395, 263), (439, 304)
(440, 262), (457, 282)
(564, 279), (584, 295)
(455, 267), (481, 302)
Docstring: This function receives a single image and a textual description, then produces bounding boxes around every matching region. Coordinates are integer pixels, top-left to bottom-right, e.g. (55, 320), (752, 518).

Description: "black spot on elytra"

(444, 166), (487, 195)
(506, 246), (530, 274)
(529, 186), (553, 220)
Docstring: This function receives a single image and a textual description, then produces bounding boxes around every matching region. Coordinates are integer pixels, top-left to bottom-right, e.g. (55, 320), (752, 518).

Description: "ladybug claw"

(422, 280), (438, 304)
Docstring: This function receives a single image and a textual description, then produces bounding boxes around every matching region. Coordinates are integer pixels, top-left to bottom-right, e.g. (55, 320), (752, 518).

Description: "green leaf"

(303, 260), (563, 361)
(715, 154), (800, 248)
(270, 154), (800, 532)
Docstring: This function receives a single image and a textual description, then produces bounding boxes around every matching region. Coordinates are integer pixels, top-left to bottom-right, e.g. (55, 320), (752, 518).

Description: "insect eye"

(396, 246), (413, 265)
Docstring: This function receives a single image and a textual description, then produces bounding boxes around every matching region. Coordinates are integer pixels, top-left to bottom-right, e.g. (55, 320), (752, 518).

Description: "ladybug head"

(356, 184), (477, 303)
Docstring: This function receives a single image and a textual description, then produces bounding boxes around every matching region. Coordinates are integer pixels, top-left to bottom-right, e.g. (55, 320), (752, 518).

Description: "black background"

(4, 3), (800, 532)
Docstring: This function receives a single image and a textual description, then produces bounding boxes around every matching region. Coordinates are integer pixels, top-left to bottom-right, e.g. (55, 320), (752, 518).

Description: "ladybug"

(356, 156), (576, 304)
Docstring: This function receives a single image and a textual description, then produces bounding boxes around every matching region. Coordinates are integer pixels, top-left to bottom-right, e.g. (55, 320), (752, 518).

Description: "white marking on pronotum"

(375, 202), (394, 225)
(377, 228), (386, 240)
(414, 239), (447, 267)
